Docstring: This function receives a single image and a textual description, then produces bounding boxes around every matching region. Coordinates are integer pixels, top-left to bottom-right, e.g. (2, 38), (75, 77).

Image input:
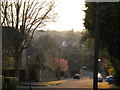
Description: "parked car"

(73, 74), (80, 79)
(98, 73), (103, 82)
(98, 77), (103, 82)
(106, 76), (114, 84)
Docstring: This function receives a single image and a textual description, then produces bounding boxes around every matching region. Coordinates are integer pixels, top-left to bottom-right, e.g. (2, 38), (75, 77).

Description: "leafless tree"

(1, 0), (56, 75)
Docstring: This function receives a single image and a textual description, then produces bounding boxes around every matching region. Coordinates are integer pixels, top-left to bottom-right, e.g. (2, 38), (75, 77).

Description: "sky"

(45, 0), (86, 31)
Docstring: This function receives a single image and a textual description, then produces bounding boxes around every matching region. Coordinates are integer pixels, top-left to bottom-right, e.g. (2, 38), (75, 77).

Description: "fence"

(35, 69), (58, 82)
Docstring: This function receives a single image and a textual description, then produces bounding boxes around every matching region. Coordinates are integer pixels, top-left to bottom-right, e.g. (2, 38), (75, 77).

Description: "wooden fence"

(35, 69), (58, 82)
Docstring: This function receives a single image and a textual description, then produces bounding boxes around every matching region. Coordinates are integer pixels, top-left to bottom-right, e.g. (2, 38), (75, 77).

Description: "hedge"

(2, 68), (25, 81)
(3, 77), (19, 89)
(0, 75), (4, 88)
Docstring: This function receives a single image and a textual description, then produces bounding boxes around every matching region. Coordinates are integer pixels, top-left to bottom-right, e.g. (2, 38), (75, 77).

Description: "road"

(43, 77), (93, 88)
(16, 71), (119, 90)
(16, 76), (120, 90)
(16, 77), (93, 90)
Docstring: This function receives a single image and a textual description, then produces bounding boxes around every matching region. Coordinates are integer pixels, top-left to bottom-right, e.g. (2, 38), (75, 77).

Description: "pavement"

(19, 79), (68, 87)
(98, 81), (120, 90)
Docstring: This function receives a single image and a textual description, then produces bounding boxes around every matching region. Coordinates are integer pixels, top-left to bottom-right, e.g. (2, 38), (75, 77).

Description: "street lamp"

(98, 59), (101, 73)
(98, 59), (101, 62)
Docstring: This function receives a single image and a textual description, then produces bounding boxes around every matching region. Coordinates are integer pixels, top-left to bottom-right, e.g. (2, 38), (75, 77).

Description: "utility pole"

(0, 0), (2, 89)
(93, 3), (101, 90)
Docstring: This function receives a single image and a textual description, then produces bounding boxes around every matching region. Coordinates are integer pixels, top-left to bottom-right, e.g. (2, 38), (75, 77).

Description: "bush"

(0, 75), (4, 88)
(3, 77), (19, 89)
(2, 68), (25, 81)
(3, 68), (15, 77)
(31, 62), (45, 70)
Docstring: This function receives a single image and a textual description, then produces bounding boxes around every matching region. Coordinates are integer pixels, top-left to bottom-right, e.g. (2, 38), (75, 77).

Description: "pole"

(0, 0), (2, 89)
(27, 48), (32, 90)
(29, 68), (32, 90)
(0, 24), (2, 90)
(93, 3), (101, 90)
(58, 48), (61, 80)
(58, 59), (60, 80)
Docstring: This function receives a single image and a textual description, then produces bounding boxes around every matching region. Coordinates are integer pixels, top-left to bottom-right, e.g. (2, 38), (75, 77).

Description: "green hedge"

(0, 75), (4, 87)
(2, 68), (25, 81)
(3, 77), (19, 89)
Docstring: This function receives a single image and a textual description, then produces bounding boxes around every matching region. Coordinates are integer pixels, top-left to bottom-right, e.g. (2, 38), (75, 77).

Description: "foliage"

(2, 68), (25, 81)
(84, 2), (120, 77)
(80, 31), (94, 51)
(30, 34), (59, 65)
(3, 77), (19, 89)
(31, 31), (94, 75)
(52, 59), (69, 72)
(0, 75), (4, 85)
(31, 62), (45, 70)
(104, 59), (115, 76)
(30, 61), (54, 72)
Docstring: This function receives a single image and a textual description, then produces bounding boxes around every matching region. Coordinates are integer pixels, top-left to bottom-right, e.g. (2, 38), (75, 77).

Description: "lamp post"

(93, 3), (101, 90)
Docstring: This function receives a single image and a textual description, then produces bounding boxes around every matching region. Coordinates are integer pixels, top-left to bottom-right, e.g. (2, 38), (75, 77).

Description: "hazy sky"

(45, 0), (86, 31)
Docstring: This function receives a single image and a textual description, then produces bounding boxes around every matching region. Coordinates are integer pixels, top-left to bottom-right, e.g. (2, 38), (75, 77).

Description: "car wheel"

(108, 80), (112, 84)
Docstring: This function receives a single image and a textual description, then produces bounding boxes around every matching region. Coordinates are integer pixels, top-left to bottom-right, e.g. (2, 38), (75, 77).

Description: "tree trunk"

(14, 54), (22, 79)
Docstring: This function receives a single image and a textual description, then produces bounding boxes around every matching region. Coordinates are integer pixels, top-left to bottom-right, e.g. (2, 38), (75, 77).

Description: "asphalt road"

(44, 77), (93, 88)
(16, 77), (93, 90)
(16, 77), (120, 90)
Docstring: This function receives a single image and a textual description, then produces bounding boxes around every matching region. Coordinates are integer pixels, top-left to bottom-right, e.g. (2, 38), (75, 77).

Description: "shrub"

(0, 75), (4, 88)
(31, 62), (45, 70)
(3, 68), (15, 77)
(3, 77), (19, 89)
(2, 68), (25, 81)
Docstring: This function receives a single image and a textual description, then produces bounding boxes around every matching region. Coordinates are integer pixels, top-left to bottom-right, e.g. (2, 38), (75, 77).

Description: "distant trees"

(27, 31), (94, 77)
(1, 0), (56, 70)
(29, 34), (59, 70)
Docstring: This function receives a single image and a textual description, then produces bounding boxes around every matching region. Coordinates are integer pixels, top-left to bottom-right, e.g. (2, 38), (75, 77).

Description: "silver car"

(98, 73), (103, 82)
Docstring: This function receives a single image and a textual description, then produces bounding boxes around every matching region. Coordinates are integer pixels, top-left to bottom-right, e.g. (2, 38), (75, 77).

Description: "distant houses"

(61, 41), (78, 48)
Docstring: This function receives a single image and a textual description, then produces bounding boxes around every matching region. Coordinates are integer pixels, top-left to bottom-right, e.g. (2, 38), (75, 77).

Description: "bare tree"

(1, 0), (56, 76)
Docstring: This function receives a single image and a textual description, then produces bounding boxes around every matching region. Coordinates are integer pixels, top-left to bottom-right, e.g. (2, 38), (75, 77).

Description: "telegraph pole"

(93, 3), (101, 90)
(0, 0), (2, 89)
